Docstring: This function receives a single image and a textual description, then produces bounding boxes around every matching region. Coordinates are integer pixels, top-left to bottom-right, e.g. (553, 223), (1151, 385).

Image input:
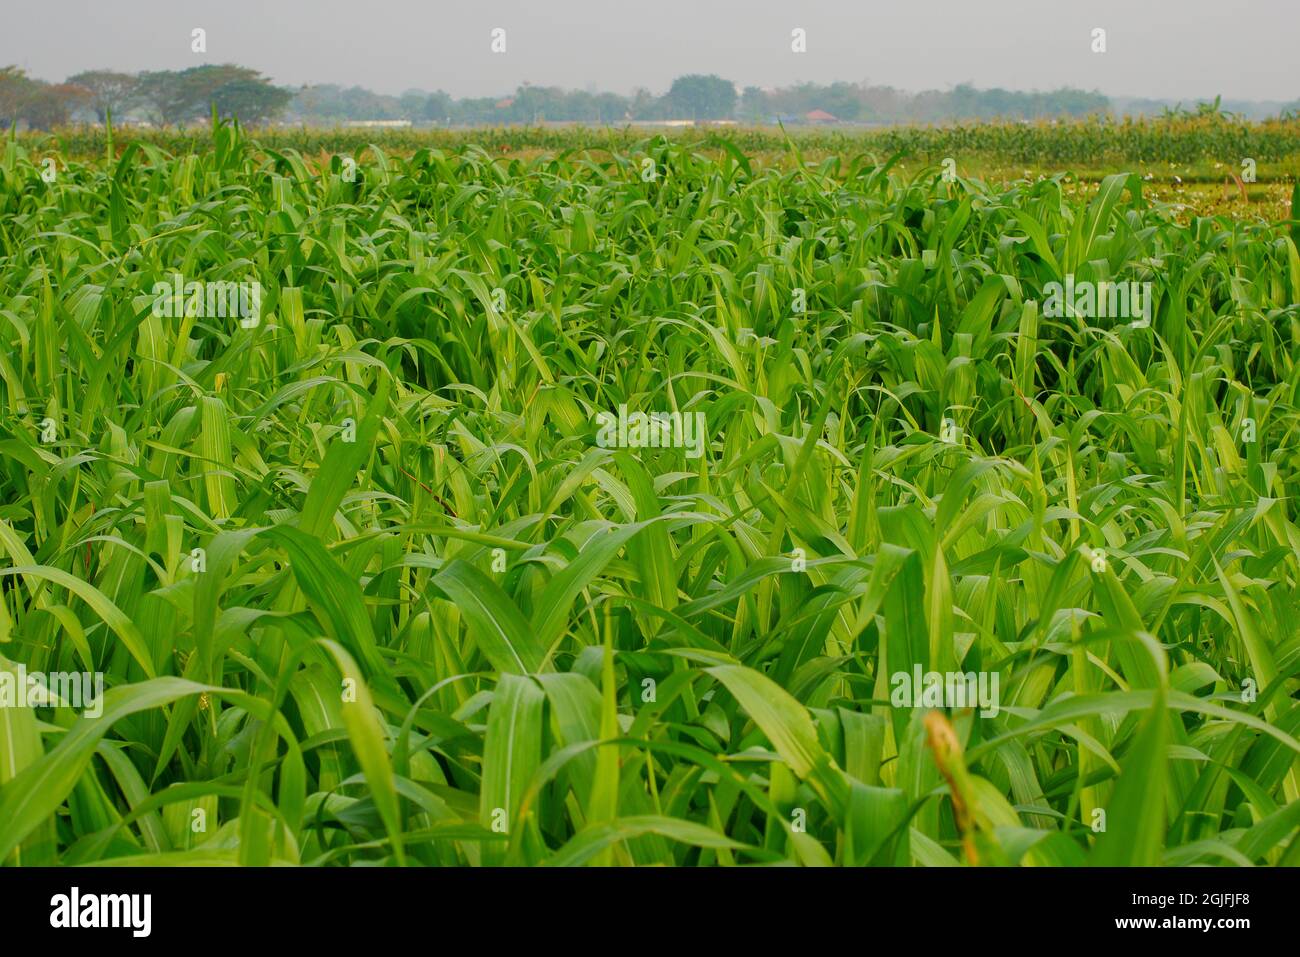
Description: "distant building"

(495, 98), (515, 109)
(805, 109), (839, 124)
(344, 119), (412, 128)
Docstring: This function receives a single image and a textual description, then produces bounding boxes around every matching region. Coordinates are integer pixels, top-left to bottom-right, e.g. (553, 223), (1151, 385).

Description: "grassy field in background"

(32, 113), (1300, 164)
(28, 114), (1300, 220)
(1, 119), (1299, 866)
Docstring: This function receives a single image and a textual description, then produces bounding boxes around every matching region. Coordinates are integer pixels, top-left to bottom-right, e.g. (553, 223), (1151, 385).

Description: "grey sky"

(3, 0), (1297, 101)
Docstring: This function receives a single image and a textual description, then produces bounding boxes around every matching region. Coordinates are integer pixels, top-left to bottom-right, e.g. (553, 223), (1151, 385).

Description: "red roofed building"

(805, 109), (838, 124)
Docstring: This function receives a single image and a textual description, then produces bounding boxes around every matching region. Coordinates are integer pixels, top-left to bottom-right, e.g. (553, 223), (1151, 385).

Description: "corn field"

(32, 113), (1300, 166)
(1, 120), (1299, 866)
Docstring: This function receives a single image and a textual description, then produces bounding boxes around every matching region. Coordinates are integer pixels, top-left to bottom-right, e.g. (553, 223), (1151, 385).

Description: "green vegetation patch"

(0, 123), (1298, 866)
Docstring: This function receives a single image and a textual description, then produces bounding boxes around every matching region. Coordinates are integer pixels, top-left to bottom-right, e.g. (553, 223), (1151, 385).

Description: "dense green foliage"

(1, 123), (1299, 866)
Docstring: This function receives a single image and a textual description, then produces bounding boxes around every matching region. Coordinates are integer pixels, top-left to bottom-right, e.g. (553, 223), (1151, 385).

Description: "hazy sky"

(4, 0), (1297, 101)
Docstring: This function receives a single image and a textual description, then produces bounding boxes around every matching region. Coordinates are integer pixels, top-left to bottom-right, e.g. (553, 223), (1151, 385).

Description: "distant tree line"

(294, 76), (1112, 125)
(0, 67), (92, 129)
(0, 64), (290, 129)
(2, 64), (1294, 130)
(294, 75), (742, 125)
